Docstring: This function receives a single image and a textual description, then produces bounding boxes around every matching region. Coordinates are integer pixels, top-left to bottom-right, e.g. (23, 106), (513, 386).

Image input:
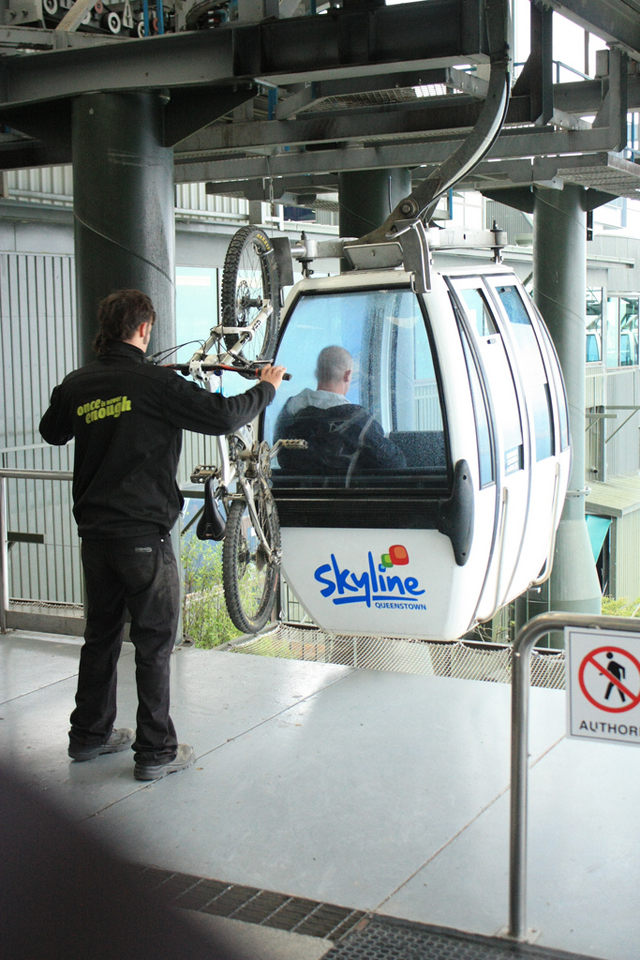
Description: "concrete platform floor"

(1, 629), (639, 960)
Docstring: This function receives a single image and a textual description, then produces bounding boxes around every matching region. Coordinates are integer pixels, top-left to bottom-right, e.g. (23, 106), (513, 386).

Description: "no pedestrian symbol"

(566, 629), (640, 745)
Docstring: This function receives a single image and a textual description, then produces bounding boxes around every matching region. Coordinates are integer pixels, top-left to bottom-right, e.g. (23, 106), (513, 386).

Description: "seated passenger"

(275, 345), (405, 478)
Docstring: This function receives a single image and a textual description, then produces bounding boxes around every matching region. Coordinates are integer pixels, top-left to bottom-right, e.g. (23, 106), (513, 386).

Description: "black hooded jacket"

(39, 341), (275, 539)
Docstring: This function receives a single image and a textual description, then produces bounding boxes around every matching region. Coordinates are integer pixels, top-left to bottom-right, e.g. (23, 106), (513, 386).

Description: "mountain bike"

(168, 225), (303, 634)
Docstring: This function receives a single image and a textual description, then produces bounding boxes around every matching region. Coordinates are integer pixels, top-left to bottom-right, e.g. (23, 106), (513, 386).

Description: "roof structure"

(0, 0), (638, 208)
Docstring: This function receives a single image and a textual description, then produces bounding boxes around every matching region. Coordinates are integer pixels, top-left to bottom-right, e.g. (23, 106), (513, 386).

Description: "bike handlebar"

(165, 363), (292, 381)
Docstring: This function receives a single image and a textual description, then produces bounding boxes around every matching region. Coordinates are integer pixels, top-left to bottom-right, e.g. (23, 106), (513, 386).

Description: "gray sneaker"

(134, 743), (195, 781)
(69, 727), (135, 762)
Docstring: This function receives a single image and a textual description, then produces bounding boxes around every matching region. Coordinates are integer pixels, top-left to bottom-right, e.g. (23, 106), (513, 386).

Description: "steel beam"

(0, 0), (488, 108)
(163, 83), (257, 146)
(175, 97), (524, 157)
(173, 75), (640, 159)
(174, 121), (630, 184)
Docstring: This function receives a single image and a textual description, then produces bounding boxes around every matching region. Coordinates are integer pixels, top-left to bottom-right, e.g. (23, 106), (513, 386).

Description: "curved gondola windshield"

(265, 287), (448, 490)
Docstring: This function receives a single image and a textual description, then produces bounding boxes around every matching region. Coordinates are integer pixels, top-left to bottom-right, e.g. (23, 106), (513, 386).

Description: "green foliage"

(601, 596), (640, 618)
(181, 536), (241, 649)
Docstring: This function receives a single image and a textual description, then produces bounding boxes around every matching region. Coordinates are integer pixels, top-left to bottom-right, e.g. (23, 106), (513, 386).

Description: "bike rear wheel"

(220, 226), (280, 364)
(222, 488), (280, 633)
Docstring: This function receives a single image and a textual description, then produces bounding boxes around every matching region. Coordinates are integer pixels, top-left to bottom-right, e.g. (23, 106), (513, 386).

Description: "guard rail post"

(508, 610), (640, 941)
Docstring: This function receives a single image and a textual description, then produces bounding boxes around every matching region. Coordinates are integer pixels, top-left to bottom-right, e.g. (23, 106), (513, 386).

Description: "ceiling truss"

(0, 0), (638, 206)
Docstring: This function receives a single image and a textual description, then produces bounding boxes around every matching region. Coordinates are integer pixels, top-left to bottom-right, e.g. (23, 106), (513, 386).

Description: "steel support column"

(338, 168), (411, 241)
(72, 92), (175, 363)
(533, 185), (601, 632)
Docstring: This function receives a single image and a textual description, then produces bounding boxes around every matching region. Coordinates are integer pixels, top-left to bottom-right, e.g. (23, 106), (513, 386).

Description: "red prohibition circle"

(578, 645), (640, 713)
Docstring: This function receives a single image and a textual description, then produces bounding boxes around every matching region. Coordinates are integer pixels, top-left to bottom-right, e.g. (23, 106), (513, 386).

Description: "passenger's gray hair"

(315, 345), (352, 383)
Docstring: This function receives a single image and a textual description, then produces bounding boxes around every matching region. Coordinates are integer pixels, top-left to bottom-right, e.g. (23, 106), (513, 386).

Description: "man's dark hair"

(93, 290), (156, 355)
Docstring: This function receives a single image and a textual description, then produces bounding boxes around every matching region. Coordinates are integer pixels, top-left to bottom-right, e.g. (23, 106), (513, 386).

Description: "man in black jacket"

(40, 289), (285, 781)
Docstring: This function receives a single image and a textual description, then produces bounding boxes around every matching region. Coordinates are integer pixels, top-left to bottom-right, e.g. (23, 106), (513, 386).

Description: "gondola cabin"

(263, 266), (570, 641)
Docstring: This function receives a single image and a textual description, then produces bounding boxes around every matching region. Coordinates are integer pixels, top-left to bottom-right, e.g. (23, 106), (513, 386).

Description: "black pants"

(70, 536), (180, 765)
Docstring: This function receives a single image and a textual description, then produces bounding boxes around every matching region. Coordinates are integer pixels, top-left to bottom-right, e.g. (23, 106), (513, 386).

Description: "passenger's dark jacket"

(39, 341), (275, 539)
(275, 397), (405, 477)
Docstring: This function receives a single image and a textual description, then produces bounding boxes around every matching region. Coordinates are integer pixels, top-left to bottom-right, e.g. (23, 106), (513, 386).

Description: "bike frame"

(189, 300), (279, 565)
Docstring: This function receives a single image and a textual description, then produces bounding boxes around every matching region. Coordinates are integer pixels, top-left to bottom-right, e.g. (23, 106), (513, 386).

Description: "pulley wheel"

(106, 10), (121, 32)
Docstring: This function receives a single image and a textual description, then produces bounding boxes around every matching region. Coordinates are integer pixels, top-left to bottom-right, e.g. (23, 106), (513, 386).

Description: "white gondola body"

(263, 266), (571, 640)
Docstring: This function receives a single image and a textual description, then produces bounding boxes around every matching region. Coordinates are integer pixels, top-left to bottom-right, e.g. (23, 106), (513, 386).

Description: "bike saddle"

(196, 477), (226, 541)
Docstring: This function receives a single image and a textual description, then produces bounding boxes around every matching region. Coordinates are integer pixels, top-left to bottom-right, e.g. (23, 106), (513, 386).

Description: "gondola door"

(485, 275), (570, 595)
(448, 277), (530, 613)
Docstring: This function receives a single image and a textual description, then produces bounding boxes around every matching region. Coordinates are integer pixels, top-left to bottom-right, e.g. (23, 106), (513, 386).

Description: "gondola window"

(266, 287), (448, 490)
(456, 286), (524, 476)
(495, 284), (554, 461)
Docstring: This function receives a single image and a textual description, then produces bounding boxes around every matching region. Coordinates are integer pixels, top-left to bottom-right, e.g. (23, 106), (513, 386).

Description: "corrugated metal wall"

(175, 182), (248, 220)
(0, 253), (81, 603)
(4, 166), (252, 220)
(484, 199), (532, 245)
(603, 370), (640, 477)
(616, 509), (640, 599)
(585, 369), (606, 480)
(5, 167), (74, 206)
(4, 167), (338, 227)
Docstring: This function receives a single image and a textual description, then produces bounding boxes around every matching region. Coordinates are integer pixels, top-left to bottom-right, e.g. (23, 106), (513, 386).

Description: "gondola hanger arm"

(343, 0), (512, 248)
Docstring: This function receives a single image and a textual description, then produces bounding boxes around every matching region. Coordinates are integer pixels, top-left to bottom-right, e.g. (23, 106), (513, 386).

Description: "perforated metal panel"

(325, 917), (592, 960)
(230, 625), (566, 689)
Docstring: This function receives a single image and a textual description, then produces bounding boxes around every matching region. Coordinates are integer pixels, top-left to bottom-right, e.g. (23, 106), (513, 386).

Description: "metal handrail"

(509, 611), (640, 941)
(1, 467), (74, 481)
(0, 467), (207, 633)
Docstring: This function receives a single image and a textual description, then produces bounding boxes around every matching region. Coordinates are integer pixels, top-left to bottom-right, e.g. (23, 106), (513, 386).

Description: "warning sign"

(566, 629), (640, 745)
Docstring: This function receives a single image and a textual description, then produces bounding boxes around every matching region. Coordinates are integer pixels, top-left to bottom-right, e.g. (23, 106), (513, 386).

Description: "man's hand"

(260, 364), (287, 390)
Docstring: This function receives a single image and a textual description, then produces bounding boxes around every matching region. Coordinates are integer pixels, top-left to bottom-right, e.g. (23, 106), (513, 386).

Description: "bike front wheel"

(222, 490), (280, 633)
(220, 226), (280, 365)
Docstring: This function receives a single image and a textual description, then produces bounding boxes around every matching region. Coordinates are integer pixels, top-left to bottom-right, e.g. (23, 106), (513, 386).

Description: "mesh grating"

(230, 625), (565, 690)
(138, 867), (366, 941)
(9, 599), (84, 614)
(324, 917), (597, 960)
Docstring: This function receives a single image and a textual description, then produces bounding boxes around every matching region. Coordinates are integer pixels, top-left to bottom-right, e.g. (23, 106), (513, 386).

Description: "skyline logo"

(313, 545), (426, 611)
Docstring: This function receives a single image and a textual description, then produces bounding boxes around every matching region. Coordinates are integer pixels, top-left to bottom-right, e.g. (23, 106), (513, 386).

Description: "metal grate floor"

(323, 917), (602, 960)
(145, 867), (604, 960)
(230, 624), (565, 689)
(139, 867), (366, 942)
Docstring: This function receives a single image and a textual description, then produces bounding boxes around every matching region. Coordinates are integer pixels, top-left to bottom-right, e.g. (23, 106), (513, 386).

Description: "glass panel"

(619, 296), (639, 366)
(457, 287), (523, 475)
(586, 287), (603, 362)
(605, 297), (619, 368)
(458, 287), (498, 337)
(460, 330), (494, 486)
(265, 287), (448, 490)
(496, 285), (554, 460)
(175, 267), (218, 365)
